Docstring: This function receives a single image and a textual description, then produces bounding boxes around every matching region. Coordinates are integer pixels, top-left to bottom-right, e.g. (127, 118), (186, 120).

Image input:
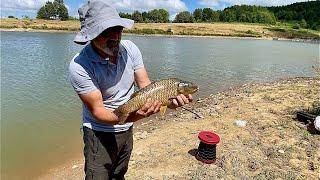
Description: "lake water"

(1, 31), (319, 179)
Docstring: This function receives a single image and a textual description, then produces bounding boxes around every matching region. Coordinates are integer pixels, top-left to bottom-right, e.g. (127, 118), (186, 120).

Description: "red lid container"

(198, 131), (220, 145)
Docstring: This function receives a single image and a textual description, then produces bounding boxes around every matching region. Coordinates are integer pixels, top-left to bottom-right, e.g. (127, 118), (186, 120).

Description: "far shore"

(39, 76), (320, 179)
(1, 27), (319, 44)
(1, 19), (319, 42)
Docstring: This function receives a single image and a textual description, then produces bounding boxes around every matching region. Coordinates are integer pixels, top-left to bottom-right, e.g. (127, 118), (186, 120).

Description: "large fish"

(115, 78), (199, 124)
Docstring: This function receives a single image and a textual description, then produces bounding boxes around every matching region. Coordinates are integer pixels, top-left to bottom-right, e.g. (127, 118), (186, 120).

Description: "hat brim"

(74, 18), (134, 45)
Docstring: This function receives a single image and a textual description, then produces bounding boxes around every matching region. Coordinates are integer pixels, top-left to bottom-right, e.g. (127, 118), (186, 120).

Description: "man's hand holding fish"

(123, 93), (193, 123)
(115, 78), (198, 124)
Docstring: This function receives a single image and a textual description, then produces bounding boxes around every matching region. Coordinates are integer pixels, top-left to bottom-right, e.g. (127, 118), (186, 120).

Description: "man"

(69, 0), (193, 179)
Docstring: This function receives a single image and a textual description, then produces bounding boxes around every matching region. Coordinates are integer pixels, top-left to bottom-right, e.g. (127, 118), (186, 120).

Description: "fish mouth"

(190, 85), (199, 94)
(177, 80), (199, 94)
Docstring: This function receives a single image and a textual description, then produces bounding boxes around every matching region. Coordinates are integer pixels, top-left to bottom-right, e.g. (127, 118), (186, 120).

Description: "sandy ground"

(40, 77), (320, 179)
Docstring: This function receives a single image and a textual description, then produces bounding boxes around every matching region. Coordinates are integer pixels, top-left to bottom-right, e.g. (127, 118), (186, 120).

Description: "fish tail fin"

(118, 115), (128, 125)
(114, 107), (129, 124)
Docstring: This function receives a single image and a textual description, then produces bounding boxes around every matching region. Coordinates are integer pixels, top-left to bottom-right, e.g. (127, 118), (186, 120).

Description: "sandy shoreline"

(39, 77), (320, 179)
(1, 28), (319, 43)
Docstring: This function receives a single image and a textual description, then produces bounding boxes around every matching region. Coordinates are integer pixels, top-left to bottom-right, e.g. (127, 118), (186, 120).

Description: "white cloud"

(1, 0), (70, 18)
(1, 0), (186, 18)
(1, 0), (69, 13)
(199, 0), (220, 7)
(169, 12), (179, 21)
(1, 0), (50, 11)
(199, 0), (313, 9)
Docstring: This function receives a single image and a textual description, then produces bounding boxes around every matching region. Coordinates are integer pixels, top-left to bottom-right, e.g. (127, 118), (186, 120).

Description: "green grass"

(265, 27), (320, 40)
(124, 27), (263, 38)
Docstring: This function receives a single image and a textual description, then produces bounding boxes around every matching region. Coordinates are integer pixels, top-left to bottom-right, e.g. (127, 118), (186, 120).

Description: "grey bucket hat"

(74, 0), (134, 45)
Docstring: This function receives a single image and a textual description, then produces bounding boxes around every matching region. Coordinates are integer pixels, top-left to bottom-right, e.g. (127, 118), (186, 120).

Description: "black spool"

(196, 131), (220, 164)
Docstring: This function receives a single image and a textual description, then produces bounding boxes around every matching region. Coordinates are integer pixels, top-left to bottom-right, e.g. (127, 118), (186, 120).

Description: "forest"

(118, 1), (320, 30)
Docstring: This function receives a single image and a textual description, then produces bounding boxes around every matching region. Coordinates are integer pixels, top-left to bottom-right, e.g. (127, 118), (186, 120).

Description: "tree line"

(34, 1), (319, 30)
(173, 5), (276, 24)
(36, 0), (68, 20)
(268, 1), (320, 30)
(119, 9), (169, 23)
(119, 6), (274, 24)
(35, 0), (81, 21)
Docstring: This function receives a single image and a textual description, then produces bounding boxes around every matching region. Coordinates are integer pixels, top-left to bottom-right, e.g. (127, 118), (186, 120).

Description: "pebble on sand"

(234, 120), (247, 127)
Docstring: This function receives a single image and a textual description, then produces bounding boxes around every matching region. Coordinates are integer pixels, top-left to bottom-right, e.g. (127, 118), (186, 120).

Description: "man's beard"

(108, 46), (119, 56)
(93, 40), (120, 57)
(106, 39), (120, 56)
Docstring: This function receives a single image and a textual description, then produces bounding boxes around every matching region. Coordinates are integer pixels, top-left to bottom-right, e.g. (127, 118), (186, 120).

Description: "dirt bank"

(40, 77), (320, 179)
(1, 19), (319, 41)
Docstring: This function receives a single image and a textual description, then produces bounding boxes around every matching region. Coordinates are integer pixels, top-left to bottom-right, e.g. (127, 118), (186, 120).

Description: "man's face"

(94, 26), (123, 57)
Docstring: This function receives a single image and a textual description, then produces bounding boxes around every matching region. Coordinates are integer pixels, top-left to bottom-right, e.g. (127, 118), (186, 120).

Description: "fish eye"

(178, 82), (189, 87)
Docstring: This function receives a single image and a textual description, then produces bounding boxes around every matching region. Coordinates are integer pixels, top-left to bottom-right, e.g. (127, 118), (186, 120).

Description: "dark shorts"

(83, 126), (133, 180)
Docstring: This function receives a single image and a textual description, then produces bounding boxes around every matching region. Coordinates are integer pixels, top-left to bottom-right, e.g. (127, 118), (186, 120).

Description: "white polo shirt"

(69, 40), (144, 132)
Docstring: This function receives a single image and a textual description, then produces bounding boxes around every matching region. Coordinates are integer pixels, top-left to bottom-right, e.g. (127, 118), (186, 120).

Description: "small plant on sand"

(308, 101), (320, 115)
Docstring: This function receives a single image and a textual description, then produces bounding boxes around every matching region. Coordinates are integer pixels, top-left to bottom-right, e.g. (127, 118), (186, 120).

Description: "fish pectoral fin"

(160, 105), (167, 116)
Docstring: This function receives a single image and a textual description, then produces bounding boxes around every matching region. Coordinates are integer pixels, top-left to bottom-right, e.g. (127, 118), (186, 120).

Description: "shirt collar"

(85, 42), (125, 63)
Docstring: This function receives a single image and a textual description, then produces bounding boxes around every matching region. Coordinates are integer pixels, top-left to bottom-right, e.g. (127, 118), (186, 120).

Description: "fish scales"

(118, 78), (179, 115)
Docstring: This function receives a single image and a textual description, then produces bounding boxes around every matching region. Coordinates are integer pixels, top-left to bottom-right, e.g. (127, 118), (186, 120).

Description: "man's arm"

(78, 90), (119, 125)
(76, 68), (158, 125)
(134, 68), (151, 89)
(124, 68), (161, 122)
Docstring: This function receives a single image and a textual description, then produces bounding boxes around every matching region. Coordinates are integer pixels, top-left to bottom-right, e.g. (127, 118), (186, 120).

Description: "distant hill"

(268, 1), (320, 30)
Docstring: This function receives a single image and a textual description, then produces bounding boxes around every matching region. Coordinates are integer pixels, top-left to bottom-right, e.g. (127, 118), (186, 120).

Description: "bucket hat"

(74, 0), (134, 45)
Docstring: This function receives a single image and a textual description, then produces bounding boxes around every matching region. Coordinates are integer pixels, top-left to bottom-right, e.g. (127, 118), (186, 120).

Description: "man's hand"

(168, 94), (193, 109)
(126, 99), (162, 123)
(137, 99), (162, 117)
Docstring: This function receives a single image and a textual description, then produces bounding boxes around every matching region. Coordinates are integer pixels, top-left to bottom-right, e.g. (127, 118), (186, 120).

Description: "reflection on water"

(1, 31), (319, 179)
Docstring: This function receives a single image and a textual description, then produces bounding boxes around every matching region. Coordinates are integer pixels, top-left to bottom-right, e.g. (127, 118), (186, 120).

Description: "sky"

(0, 0), (312, 19)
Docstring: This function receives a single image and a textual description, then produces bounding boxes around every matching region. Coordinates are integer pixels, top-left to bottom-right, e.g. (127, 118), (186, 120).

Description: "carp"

(115, 78), (198, 124)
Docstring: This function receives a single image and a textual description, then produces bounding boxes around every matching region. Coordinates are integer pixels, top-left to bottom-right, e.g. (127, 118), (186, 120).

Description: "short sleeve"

(68, 56), (98, 94)
(123, 40), (144, 71)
